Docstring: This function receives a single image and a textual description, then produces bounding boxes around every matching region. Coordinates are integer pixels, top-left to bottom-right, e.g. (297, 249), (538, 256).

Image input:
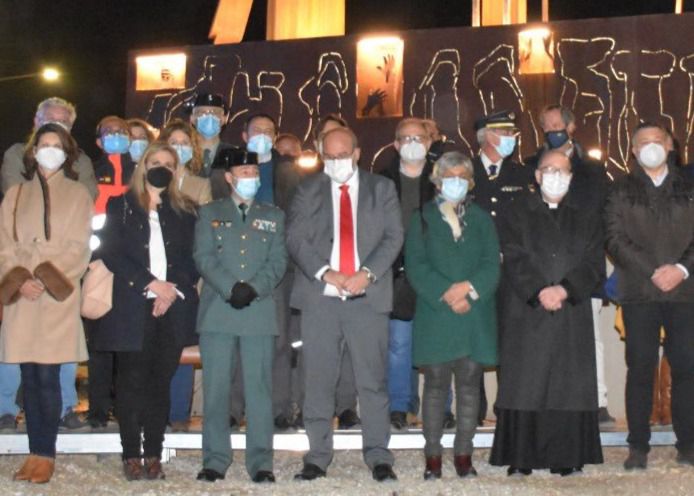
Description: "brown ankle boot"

(29, 456), (55, 484)
(423, 456), (442, 480)
(660, 356), (672, 425)
(649, 363), (660, 426)
(144, 457), (165, 480)
(454, 454), (478, 477)
(123, 458), (143, 481)
(13, 454), (39, 481)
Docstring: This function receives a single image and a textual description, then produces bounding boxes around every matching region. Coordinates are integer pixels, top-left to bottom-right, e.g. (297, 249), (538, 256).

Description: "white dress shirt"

(480, 152), (503, 176)
(315, 170), (361, 297)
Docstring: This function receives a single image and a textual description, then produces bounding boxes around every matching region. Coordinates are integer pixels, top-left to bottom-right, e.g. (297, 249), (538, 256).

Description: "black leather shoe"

(507, 466), (532, 476)
(624, 447), (648, 470)
(390, 411), (408, 430)
(443, 412), (456, 429)
(252, 470), (276, 483)
(274, 414), (292, 431)
(550, 467), (583, 476)
(294, 463), (326, 481)
(196, 468), (225, 482)
(337, 409), (360, 429)
(229, 415), (239, 430)
(372, 463), (397, 482)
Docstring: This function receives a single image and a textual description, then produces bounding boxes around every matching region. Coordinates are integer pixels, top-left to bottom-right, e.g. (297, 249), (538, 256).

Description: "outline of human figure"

(227, 67), (286, 137)
(145, 55), (240, 127)
(473, 44), (535, 159)
(556, 37), (615, 158)
(408, 49), (472, 156)
(610, 49), (636, 171)
(680, 53), (694, 163)
(298, 52), (349, 143)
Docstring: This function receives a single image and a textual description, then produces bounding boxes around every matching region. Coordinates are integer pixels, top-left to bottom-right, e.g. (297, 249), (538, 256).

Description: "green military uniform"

(194, 196), (287, 478)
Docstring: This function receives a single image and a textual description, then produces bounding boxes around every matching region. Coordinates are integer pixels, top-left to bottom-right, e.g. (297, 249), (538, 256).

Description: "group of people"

(0, 93), (692, 485)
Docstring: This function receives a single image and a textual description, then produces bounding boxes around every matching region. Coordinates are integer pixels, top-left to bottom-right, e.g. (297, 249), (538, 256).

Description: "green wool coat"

(405, 200), (500, 367)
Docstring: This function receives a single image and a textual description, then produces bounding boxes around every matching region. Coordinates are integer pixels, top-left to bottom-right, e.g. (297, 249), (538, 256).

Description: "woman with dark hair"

(94, 141), (199, 480)
(0, 123), (92, 484)
(405, 151), (500, 479)
(160, 119), (212, 206)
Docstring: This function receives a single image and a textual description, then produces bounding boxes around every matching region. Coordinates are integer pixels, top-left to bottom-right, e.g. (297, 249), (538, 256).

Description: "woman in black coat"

(490, 150), (604, 476)
(94, 142), (198, 481)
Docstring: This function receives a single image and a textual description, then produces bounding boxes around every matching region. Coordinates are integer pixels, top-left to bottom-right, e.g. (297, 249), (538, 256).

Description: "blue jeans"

(387, 319), (413, 413)
(0, 363), (77, 417)
(169, 364), (194, 422)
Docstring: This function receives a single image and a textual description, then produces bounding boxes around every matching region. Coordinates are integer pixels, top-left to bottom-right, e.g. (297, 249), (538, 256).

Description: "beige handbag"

(80, 260), (114, 319)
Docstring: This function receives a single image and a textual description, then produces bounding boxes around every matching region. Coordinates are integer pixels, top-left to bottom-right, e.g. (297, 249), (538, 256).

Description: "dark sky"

(0, 0), (686, 157)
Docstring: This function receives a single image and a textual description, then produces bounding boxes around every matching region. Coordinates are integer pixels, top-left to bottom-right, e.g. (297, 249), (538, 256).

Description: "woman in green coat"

(405, 151), (500, 480)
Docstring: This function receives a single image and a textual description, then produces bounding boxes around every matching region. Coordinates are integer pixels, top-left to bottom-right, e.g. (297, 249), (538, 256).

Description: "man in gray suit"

(287, 127), (403, 482)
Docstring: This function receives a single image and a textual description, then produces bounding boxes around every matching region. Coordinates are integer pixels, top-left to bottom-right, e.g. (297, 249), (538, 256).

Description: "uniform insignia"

(211, 219), (233, 228)
(251, 218), (277, 233)
(501, 186), (524, 192)
(100, 177), (112, 184)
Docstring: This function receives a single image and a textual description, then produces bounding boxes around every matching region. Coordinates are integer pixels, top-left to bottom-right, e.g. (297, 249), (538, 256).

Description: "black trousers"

(85, 319), (116, 423)
(21, 363), (62, 457)
(115, 304), (183, 459)
(623, 302), (694, 453)
(422, 356), (482, 457)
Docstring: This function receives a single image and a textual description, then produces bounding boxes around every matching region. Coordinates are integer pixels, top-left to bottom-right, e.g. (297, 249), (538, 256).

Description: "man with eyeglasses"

(471, 110), (534, 425)
(380, 118), (437, 431)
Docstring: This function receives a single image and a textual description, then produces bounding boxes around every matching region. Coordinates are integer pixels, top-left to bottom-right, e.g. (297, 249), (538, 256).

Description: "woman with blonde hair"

(94, 141), (199, 480)
(0, 123), (92, 484)
(159, 119), (212, 206)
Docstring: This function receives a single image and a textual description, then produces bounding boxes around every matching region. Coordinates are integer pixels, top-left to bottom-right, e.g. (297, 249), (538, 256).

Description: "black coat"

(605, 165), (694, 303)
(470, 155), (534, 226)
(380, 155), (436, 321)
(91, 191), (199, 352)
(496, 191), (603, 412)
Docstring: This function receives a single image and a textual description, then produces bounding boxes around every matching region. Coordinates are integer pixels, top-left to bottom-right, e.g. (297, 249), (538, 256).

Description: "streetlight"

(0, 66), (61, 83)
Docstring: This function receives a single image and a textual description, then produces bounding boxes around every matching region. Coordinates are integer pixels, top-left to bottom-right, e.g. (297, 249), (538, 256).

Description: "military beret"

(474, 110), (517, 131)
(213, 148), (259, 170)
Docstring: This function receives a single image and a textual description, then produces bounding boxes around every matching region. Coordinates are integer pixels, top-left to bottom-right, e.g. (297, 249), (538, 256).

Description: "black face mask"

(146, 167), (173, 188)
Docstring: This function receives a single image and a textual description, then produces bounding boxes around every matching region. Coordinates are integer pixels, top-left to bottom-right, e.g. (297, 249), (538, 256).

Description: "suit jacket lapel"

(356, 169), (371, 258)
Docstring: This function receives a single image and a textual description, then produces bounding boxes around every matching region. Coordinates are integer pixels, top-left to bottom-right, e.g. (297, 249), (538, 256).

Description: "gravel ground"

(1, 447), (692, 495)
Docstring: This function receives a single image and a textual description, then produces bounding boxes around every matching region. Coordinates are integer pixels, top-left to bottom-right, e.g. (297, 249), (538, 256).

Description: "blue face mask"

(195, 114), (222, 139)
(234, 176), (261, 200)
(545, 130), (570, 150)
(174, 144), (193, 165)
(128, 139), (148, 162)
(103, 133), (130, 155)
(441, 177), (469, 203)
(247, 134), (273, 157)
(494, 135), (516, 158)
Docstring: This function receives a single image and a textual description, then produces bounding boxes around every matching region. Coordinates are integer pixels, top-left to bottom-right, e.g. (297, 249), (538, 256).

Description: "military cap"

(474, 110), (517, 131)
(190, 93), (227, 111)
(213, 147), (259, 170)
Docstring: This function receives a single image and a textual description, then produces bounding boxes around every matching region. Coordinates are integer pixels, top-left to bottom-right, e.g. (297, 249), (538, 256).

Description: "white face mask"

(541, 171), (572, 199)
(399, 141), (427, 162)
(35, 146), (66, 171)
(637, 143), (667, 169)
(323, 158), (355, 184)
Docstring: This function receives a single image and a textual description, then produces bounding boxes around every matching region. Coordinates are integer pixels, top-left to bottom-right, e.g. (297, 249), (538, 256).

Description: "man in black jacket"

(606, 122), (694, 470)
(525, 104), (614, 424)
(380, 117), (436, 430)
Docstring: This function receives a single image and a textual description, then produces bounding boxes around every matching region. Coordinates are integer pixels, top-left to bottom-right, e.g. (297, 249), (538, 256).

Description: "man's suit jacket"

(286, 169), (404, 314)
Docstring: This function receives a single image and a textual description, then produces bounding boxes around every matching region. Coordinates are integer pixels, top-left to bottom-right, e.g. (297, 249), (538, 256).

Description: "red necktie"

(339, 184), (355, 275)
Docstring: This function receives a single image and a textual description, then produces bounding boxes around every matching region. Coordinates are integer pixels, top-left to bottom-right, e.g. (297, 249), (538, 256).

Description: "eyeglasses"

(397, 135), (427, 144)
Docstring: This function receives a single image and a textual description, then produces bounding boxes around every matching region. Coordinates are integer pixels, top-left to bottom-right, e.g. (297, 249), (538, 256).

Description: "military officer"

(471, 110), (534, 221)
(470, 110), (534, 423)
(193, 148), (287, 484)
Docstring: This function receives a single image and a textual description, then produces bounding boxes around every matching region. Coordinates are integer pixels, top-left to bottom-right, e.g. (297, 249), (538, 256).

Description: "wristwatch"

(361, 266), (377, 284)
(468, 283), (480, 301)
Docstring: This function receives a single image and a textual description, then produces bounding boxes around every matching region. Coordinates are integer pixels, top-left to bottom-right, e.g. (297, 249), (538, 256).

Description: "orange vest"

(94, 154), (130, 215)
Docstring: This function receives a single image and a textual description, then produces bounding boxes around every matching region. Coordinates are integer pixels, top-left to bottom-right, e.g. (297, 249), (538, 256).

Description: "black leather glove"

(229, 282), (258, 309)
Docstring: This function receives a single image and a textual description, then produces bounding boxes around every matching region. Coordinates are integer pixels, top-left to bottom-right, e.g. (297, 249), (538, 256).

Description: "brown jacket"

(0, 173), (92, 363)
(178, 169), (212, 206)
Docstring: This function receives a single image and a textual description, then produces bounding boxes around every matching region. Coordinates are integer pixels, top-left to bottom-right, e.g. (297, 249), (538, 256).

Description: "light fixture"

(41, 67), (60, 82)
(518, 27), (555, 75)
(297, 150), (319, 170)
(356, 36), (404, 119)
(135, 53), (187, 91)
(587, 148), (603, 161)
